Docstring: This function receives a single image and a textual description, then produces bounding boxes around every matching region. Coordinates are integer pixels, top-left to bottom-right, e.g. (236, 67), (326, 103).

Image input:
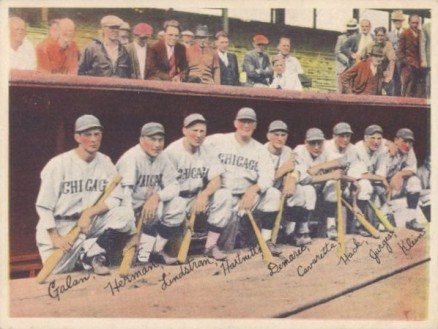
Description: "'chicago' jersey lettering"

(137, 174), (163, 187)
(218, 153), (258, 171)
(61, 179), (106, 194)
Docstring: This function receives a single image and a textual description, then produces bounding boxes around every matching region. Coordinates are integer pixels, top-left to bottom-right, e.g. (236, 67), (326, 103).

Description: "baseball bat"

(246, 210), (274, 264)
(271, 194), (286, 244)
(336, 181), (345, 255)
(119, 214), (144, 277)
(177, 210), (197, 263)
(367, 200), (395, 232)
(342, 198), (380, 238)
(36, 175), (122, 284)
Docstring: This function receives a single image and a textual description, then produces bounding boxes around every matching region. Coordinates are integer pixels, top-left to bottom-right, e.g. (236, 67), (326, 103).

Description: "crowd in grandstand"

(9, 10), (430, 97)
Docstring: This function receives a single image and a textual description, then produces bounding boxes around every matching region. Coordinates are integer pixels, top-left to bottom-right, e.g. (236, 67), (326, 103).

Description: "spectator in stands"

(78, 15), (132, 78)
(36, 18), (80, 75)
(35, 19), (59, 66)
(341, 45), (385, 95)
(275, 36), (303, 91)
(341, 19), (373, 68)
(243, 34), (273, 87)
(356, 26), (396, 95)
(9, 16), (36, 70)
(269, 55), (296, 91)
(388, 10), (405, 96)
(119, 21), (131, 46)
(185, 25), (220, 84)
(420, 22), (431, 98)
(398, 14), (424, 98)
(215, 31), (240, 86)
(145, 20), (188, 82)
(126, 22), (153, 79)
(181, 30), (194, 47)
(335, 19), (359, 93)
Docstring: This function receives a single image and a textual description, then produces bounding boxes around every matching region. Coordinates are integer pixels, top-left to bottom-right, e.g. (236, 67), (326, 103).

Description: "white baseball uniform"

(36, 150), (135, 273)
(164, 138), (232, 229)
(116, 144), (185, 228)
(385, 148), (421, 197)
(323, 139), (371, 202)
(206, 133), (280, 212)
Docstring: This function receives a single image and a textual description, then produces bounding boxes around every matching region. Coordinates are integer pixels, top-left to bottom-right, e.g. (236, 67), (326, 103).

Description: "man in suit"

(215, 31), (240, 86)
(145, 20), (188, 82)
(335, 19), (359, 93)
(398, 14), (424, 97)
(126, 23), (153, 79)
(388, 10), (405, 96)
(420, 21), (430, 98)
(341, 19), (373, 68)
(242, 34), (273, 87)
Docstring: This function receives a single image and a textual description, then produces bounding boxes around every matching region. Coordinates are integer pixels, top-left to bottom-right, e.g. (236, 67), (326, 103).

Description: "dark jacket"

(145, 40), (188, 81)
(218, 51), (240, 86)
(242, 49), (272, 86)
(78, 38), (132, 78)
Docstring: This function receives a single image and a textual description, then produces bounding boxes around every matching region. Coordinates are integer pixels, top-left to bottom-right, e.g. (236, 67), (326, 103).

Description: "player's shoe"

(265, 240), (282, 257)
(326, 226), (338, 241)
(90, 254), (110, 276)
(386, 213), (397, 227)
(150, 251), (179, 265)
(295, 233), (312, 247)
(405, 219), (425, 232)
(204, 245), (227, 261)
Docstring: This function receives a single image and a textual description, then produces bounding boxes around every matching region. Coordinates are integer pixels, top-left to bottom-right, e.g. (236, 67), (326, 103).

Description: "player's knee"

(406, 176), (421, 194)
(357, 179), (372, 200)
(302, 185), (317, 210)
(260, 187), (281, 212)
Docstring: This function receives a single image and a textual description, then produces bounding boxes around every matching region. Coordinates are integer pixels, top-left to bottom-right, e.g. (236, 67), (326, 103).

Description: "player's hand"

(78, 209), (93, 235)
(352, 204), (364, 218)
(282, 176), (296, 197)
(386, 140), (397, 157)
(330, 169), (343, 180)
(279, 158), (294, 175)
(193, 192), (209, 214)
(239, 187), (258, 211)
(389, 174), (403, 193)
(307, 166), (320, 176)
(382, 178), (390, 192)
(351, 180), (361, 195)
(141, 193), (160, 223)
(49, 230), (73, 252)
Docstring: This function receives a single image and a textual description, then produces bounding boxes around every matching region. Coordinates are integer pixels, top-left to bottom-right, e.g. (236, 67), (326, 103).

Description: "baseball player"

(164, 113), (232, 260)
(354, 125), (395, 232)
(293, 128), (347, 241)
(316, 123), (368, 239)
(386, 128), (425, 231)
(116, 122), (186, 265)
(264, 120), (310, 246)
(35, 114), (135, 275)
(205, 107), (282, 256)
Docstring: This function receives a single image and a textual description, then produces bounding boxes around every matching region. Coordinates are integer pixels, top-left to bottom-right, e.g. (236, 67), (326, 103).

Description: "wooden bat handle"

(246, 210), (274, 264)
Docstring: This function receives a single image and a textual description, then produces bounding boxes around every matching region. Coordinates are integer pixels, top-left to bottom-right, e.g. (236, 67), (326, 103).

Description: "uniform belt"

(179, 190), (200, 198)
(54, 214), (80, 221)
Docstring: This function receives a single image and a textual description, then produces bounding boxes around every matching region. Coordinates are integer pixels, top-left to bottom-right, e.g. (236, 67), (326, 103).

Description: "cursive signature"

(48, 272), (91, 301)
(268, 245), (309, 276)
(220, 246), (260, 276)
(337, 238), (365, 266)
(397, 230), (426, 256)
(368, 232), (395, 264)
(297, 241), (337, 277)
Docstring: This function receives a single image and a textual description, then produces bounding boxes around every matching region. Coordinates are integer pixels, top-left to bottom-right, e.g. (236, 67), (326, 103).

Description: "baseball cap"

(236, 107), (257, 121)
(253, 34), (269, 45)
(100, 15), (123, 28)
(141, 122), (165, 137)
(364, 124), (383, 136)
(333, 122), (353, 135)
(75, 114), (103, 133)
(396, 128), (415, 141)
(268, 120), (288, 133)
(134, 23), (153, 37)
(184, 113), (207, 127)
(305, 128), (325, 142)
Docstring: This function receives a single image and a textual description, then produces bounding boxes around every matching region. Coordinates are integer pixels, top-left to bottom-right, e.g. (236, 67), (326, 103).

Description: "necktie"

(169, 52), (176, 78)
